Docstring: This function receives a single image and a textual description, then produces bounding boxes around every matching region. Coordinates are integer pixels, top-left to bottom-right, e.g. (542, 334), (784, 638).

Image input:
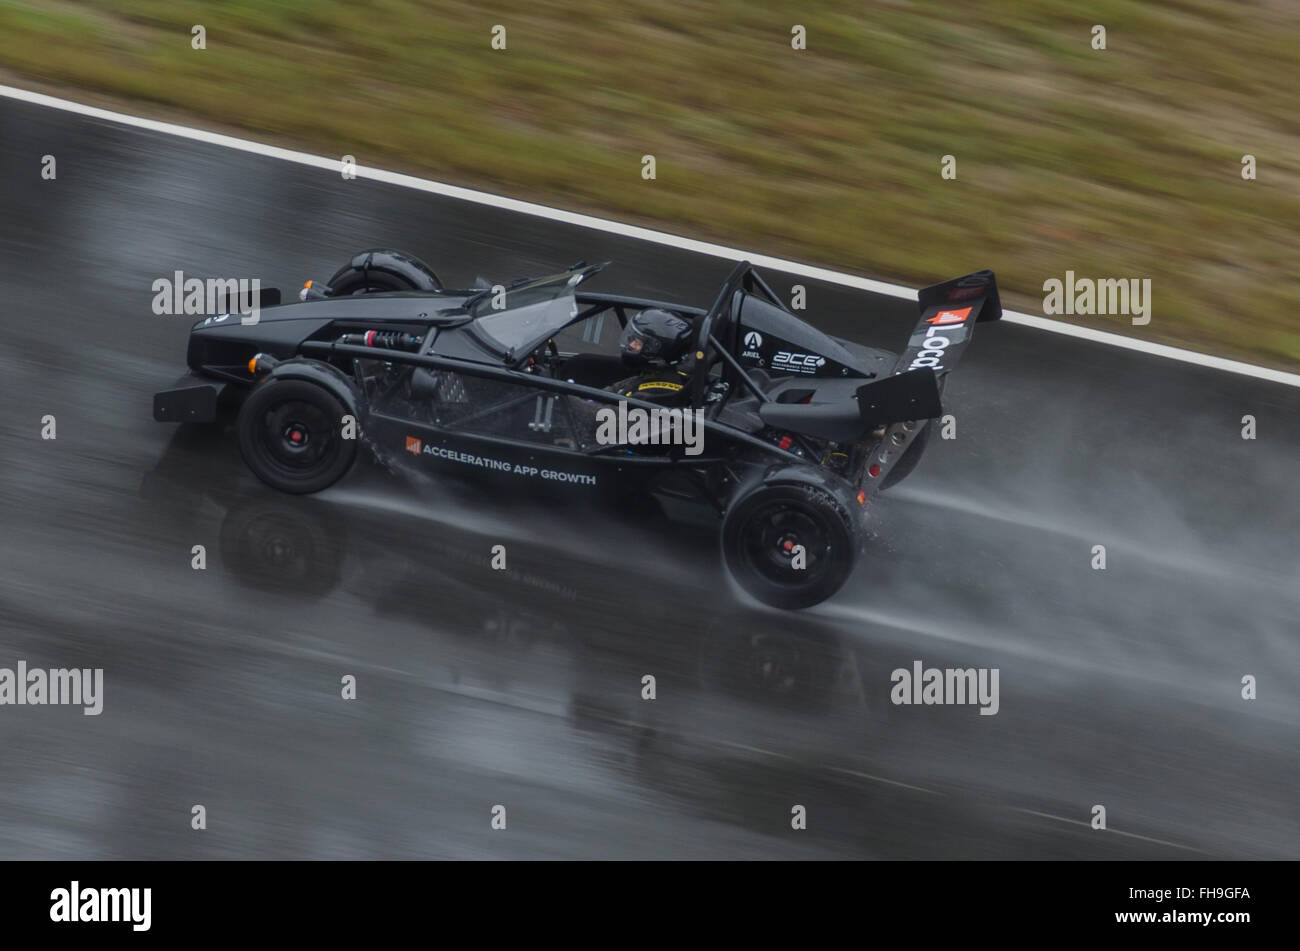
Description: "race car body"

(154, 249), (1001, 608)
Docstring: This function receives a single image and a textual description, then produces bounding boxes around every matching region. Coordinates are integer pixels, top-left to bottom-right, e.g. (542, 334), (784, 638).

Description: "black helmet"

(620, 308), (693, 367)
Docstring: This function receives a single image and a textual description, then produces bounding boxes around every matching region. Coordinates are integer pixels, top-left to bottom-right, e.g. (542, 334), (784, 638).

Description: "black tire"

(722, 482), (857, 609)
(326, 248), (441, 296)
(219, 497), (346, 598)
(237, 378), (358, 494)
(879, 423), (930, 490)
(700, 617), (836, 708)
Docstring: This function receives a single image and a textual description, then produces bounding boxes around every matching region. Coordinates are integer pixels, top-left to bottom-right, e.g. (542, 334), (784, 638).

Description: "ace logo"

(771, 350), (826, 373)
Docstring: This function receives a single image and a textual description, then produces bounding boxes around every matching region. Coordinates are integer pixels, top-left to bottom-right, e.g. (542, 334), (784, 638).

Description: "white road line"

(1011, 808), (1206, 853)
(5, 82), (1298, 389)
(828, 766), (944, 795)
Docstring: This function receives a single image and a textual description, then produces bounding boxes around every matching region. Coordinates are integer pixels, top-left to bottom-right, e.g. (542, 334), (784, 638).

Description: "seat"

(555, 353), (629, 390)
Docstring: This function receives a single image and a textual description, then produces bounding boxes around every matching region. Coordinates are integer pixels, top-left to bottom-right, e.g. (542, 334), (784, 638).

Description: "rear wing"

(755, 270), (1000, 442)
(892, 269), (1001, 378)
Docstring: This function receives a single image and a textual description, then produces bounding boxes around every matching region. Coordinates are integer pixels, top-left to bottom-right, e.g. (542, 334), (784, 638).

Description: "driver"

(607, 308), (695, 405)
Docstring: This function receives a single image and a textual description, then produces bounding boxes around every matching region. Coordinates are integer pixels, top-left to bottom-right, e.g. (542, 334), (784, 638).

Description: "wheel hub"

(743, 503), (832, 580)
(282, 422), (311, 450)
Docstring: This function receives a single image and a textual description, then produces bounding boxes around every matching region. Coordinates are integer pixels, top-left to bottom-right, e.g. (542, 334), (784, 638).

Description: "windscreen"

(467, 266), (602, 358)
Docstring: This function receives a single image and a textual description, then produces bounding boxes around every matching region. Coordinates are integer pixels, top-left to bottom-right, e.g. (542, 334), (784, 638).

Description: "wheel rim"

(739, 500), (834, 587)
(743, 633), (802, 694)
(240, 513), (311, 580)
(254, 399), (339, 478)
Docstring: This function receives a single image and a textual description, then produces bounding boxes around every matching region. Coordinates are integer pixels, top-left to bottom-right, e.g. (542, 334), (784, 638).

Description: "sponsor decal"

(908, 307), (971, 371)
(637, 380), (683, 392)
(415, 442), (597, 485)
(771, 350), (827, 374)
(743, 331), (763, 349)
(405, 436), (422, 455)
(927, 307), (972, 326)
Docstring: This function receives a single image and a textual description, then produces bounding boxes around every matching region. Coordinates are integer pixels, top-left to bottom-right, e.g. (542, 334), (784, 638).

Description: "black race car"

(153, 249), (1001, 608)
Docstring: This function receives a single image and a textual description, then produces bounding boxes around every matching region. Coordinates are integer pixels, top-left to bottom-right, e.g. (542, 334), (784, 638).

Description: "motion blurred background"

(2, 0), (1299, 861)
(1, 0), (1296, 368)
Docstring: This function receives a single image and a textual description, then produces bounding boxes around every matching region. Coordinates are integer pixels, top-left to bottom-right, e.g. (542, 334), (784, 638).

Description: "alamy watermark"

(595, 401), (704, 456)
(0, 661), (103, 715)
(890, 660), (999, 715)
(1042, 271), (1151, 326)
(50, 882), (150, 931)
(152, 270), (262, 325)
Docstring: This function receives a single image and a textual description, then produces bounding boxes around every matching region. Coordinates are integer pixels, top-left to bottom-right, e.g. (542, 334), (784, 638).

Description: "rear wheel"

(722, 483), (857, 609)
(238, 378), (357, 494)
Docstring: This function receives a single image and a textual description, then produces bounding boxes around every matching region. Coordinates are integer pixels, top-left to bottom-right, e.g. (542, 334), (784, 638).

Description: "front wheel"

(219, 496), (346, 597)
(238, 378), (358, 494)
(326, 248), (441, 296)
(721, 483), (857, 609)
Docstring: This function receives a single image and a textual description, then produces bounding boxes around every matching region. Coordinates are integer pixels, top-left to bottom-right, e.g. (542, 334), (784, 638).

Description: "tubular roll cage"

(296, 337), (806, 471)
(299, 259), (807, 460)
(566, 260), (787, 412)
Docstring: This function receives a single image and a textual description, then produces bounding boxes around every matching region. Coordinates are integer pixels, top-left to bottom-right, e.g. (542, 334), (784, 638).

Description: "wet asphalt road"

(1, 95), (1298, 859)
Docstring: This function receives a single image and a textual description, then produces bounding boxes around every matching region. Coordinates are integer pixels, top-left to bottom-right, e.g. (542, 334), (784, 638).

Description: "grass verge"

(2, 0), (1297, 368)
